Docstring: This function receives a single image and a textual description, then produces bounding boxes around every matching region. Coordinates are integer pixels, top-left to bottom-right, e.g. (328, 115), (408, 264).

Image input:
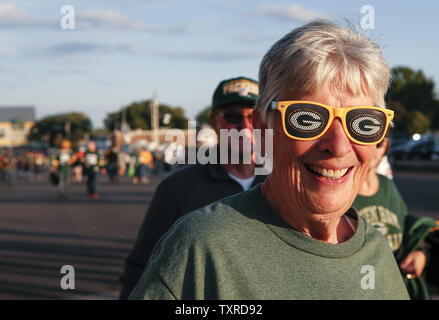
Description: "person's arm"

(400, 213), (438, 278)
(400, 249), (427, 278)
(98, 153), (106, 168)
(51, 157), (59, 172)
(68, 154), (77, 166)
(128, 265), (177, 300)
(119, 180), (181, 299)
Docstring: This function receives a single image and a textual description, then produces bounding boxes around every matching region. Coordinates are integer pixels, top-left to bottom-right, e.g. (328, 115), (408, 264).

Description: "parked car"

(432, 143), (439, 160)
(389, 133), (439, 160)
(389, 135), (412, 149)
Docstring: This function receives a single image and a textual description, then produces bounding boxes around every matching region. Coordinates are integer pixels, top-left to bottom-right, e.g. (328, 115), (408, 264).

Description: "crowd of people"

(0, 149), (48, 187)
(0, 141), (169, 199)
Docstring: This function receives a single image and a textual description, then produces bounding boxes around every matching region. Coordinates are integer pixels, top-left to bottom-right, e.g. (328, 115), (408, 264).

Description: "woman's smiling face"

(271, 84), (377, 216)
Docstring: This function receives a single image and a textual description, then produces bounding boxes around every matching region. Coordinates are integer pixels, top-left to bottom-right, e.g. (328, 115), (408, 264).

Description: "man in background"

(119, 76), (266, 299)
(52, 140), (76, 199)
(83, 141), (102, 199)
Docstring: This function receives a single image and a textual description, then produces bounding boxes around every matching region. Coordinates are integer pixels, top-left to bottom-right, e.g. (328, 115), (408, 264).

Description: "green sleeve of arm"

(119, 181), (180, 299)
(128, 265), (176, 300)
(403, 215), (438, 255)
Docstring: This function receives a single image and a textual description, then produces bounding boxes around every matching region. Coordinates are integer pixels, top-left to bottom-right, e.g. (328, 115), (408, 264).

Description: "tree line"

(28, 66), (439, 147)
(29, 101), (189, 147)
(386, 66), (439, 135)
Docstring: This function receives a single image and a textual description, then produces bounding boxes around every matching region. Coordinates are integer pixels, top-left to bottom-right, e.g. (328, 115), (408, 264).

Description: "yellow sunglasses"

(271, 100), (394, 146)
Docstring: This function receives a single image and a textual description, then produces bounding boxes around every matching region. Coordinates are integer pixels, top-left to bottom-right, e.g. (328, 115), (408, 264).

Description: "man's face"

(61, 143), (70, 150)
(271, 84), (377, 215)
(88, 142), (96, 152)
(211, 104), (254, 157)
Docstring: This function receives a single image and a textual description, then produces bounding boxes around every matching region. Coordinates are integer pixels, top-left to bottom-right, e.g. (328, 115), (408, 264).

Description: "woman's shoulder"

(147, 189), (261, 275)
(170, 188), (258, 241)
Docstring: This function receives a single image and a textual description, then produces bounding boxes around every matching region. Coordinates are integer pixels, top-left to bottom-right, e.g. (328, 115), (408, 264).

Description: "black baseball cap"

(212, 76), (258, 112)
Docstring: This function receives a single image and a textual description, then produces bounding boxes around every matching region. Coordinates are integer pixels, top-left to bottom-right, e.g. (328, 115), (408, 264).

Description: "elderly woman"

(129, 20), (409, 300)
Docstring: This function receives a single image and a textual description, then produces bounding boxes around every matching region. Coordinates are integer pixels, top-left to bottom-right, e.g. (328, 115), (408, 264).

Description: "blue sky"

(1, 0), (439, 128)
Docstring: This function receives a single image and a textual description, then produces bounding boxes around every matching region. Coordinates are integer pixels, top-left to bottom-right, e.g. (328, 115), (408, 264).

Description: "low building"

(0, 106), (36, 147)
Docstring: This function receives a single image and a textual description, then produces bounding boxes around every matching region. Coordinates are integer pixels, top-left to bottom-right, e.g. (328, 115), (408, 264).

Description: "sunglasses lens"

(224, 112), (243, 124)
(285, 104), (329, 138)
(346, 108), (387, 143)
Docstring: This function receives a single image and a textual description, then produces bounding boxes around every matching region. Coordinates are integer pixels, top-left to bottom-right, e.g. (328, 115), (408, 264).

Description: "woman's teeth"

(307, 165), (349, 179)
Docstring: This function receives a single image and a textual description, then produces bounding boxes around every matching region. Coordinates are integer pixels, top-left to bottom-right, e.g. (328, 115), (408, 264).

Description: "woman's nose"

(317, 119), (352, 157)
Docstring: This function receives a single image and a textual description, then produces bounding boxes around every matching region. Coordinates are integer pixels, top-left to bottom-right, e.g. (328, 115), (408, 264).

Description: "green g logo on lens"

(351, 116), (382, 136)
(289, 110), (324, 132)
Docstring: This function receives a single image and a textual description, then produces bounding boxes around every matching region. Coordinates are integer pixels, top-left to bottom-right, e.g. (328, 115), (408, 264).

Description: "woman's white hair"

(256, 19), (391, 126)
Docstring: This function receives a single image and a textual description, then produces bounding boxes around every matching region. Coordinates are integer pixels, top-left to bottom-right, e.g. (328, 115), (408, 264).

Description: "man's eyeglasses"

(271, 100), (394, 146)
(215, 111), (252, 124)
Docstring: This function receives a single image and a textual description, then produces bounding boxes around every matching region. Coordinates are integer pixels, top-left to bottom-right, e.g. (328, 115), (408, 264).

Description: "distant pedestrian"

(2, 149), (16, 188)
(72, 146), (85, 183)
(138, 148), (153, 184)
(24, 151), (33, 181)
(53, 140), (76, 199)
(106, 147), (119, 183)
(33, 152), (45, 182)
(130, 150), (140, 184)
(82, 141), (102, 199)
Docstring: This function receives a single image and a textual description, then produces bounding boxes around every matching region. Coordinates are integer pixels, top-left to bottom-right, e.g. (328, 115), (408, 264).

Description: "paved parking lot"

(0, 174), (159, 299)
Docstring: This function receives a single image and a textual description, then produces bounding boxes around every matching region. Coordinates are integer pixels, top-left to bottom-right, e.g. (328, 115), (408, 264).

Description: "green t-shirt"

(352, 174), (438, 300)
(130, 185), (409, 300)
(57, 150), (73, 173)
(84, 151), (100, 173)
(352, 174), (407, 254)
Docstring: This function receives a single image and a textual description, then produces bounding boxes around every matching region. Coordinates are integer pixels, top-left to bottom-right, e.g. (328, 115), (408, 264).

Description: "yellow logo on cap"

(222, 79), (258, 96)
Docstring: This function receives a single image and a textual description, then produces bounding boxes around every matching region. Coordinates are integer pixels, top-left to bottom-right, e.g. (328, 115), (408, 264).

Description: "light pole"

(151, 90), (159, 146)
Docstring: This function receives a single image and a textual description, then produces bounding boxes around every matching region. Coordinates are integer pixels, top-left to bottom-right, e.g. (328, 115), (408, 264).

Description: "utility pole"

(151, 90), (159, 146)
(65, 119), (71, 141)
(121, 107), (127, 131)
(122, 107), (126, 128)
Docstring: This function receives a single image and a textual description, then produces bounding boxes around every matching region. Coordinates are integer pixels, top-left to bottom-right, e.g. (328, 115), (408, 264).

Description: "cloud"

(258, 3), (327, 23)
(0, 4), (189, 35)
(0, 5), (148, 30)
(76, 10), (193, 35)
(46, 42), (138, 56)
(158, 50), (260, 62)
(0, 66), (13, 73)
(0, 3), (53, 28)
(0, 44), (17, 56)
(233, 32), (278, 45)
(46, 68), (92, 75)
(42, 41), (259, 62)
(77, 10), (148, 30)
(0, 3), (31, 23)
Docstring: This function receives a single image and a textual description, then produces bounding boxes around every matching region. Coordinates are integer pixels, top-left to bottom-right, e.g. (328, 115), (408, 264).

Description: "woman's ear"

(383, 138), (390, 154)
(370, 138), (391, 170)
(377, 138), (390, 158)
